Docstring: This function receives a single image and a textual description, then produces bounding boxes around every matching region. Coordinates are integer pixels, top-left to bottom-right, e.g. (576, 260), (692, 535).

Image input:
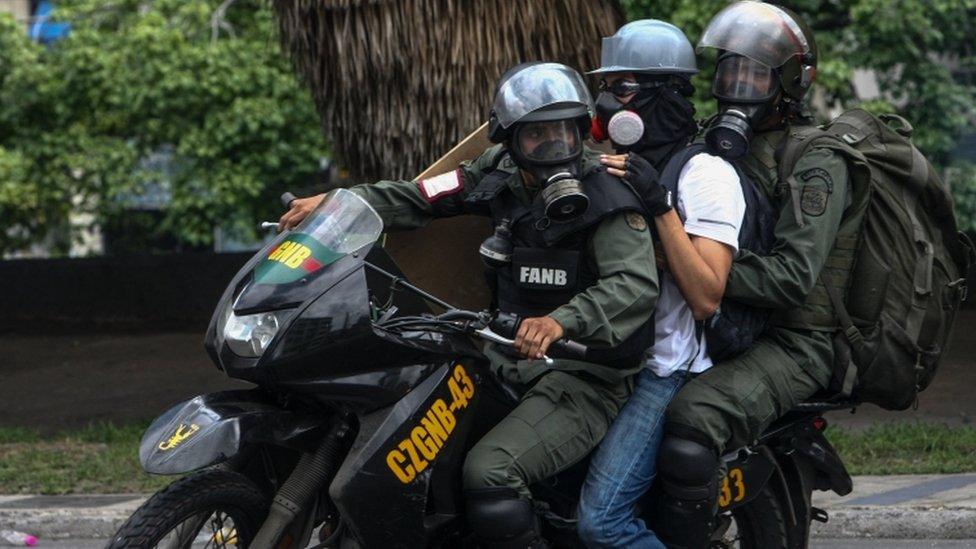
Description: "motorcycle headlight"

(223, 310), (281, 357)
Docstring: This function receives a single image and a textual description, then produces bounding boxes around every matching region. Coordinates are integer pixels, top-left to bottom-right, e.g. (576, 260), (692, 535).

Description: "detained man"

(576, 20), (746, 549)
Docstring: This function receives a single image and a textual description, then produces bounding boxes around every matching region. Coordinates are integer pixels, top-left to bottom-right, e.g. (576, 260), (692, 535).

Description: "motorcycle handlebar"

(472, 326), (588, 363)
(548, 338), (587, 360)
(281, 192), (297, 208)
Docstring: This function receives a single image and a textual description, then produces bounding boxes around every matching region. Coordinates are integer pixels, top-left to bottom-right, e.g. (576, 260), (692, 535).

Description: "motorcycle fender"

(139, 389), (325, 475)
(719, 449), (776, 512)
(790, 423), (853, 496)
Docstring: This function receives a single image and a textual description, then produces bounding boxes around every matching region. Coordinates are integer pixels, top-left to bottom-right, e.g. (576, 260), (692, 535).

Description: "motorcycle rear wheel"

(715, 483), (789, 548)
(107, 469), (269, 549)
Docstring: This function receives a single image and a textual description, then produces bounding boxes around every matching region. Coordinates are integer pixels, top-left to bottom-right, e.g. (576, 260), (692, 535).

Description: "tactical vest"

(739, 128), (871, 331)
(464, 164), (656, 368)
(658, 144), (775, 360)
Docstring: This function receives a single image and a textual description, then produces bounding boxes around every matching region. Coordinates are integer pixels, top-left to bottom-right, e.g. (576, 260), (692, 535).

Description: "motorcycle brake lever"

(473, 327), (554, 366)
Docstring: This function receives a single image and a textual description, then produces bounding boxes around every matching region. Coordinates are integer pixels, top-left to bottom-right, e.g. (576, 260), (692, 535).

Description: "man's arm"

(279, 144), (504, 231)
(545, 211), (659, 348)
(725, 147), (849, 308)
(655, 212), (735, 319)
(654, 153), (744, 319)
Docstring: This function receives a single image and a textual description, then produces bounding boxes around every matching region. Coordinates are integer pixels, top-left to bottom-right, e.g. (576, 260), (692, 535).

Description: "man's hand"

(601, 152), (672, 217)
(278, 193), (325, 232)
(514, 316), (565, 360)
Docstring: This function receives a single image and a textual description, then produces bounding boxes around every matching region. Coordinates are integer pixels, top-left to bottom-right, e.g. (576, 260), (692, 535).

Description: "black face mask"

(594, 85), (697, 169)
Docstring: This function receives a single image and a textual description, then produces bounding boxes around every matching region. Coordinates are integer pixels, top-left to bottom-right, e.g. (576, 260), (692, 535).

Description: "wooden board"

(384, 123), (493, 309)
(385, 127), (615, 309)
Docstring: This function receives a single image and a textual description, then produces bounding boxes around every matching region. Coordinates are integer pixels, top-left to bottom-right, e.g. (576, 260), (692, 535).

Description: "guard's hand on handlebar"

(514, 316), (564, 360)
(278, 193), (326, 232)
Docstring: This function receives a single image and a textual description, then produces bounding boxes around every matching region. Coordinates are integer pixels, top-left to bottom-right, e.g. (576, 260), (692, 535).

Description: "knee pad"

(654, 435), (720, 549)
(658, 435), (718, 498)
(466, 487), (543, 549)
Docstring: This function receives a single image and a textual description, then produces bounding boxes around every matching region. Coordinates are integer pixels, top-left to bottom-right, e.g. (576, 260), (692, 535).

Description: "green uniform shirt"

(350, 145), (659, 381)
(725, 130), (850, 311)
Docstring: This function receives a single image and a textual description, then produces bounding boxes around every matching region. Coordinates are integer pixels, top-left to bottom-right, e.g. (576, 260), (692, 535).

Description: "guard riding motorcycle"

(109, 189), (855, 548)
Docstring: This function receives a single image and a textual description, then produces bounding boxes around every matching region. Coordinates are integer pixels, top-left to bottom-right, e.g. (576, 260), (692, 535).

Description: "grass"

(0, 422), (973, 494)
(825, 422), (976, 476)
(0, 422), (172, 495)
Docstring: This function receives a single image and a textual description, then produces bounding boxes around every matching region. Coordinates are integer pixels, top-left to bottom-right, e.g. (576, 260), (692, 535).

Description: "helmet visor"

(713, 55), (777, 101)
(515, 120), (581, 163)
(493, 63), (593, 129)
(698, 1), (812, 69)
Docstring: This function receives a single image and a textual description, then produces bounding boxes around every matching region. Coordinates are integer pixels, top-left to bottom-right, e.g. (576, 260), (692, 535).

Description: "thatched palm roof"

(272, 0), (625, 183)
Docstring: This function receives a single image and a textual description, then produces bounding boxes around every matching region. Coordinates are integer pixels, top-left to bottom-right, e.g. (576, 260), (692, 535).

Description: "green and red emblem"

(254, 233), (343, 284)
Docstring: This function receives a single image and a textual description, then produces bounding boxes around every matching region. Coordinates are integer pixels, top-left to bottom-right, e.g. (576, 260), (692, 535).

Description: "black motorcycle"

(110, 189), (854, 548)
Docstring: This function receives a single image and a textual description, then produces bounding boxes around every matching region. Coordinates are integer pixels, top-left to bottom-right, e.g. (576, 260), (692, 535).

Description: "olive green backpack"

(778, 109), (974, 410)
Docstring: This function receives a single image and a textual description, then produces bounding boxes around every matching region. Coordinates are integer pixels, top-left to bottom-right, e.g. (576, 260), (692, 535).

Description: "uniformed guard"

(280, 62), (659, 548)
(655, 3), (869, 548)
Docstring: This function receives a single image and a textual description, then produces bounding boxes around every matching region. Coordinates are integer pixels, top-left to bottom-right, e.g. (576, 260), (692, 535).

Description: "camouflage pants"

(462, 369), (632, 499)
(666, 328), (835, 454)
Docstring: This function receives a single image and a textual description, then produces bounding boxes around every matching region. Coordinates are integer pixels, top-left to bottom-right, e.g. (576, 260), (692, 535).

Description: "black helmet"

(488, 62), (593, 144)
(698, 1), (817, 103)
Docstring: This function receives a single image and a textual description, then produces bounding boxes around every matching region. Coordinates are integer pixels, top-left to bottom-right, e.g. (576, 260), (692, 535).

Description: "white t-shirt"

(645, 152), (746, 378)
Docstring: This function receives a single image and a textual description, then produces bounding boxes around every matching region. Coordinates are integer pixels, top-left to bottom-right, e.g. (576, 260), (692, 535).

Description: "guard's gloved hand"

(602, 153), (673, 217)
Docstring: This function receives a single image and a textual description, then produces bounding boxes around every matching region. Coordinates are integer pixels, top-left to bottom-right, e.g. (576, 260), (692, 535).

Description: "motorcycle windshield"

(255, 189), (383, 285)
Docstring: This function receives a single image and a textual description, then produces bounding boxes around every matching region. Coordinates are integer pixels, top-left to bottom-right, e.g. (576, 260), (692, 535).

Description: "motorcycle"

(109, 188), (855, 548)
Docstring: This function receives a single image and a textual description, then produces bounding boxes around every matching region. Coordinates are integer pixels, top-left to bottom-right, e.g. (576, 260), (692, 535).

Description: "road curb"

(810, 507), (976, 540)
(0, 508), (131, 539)
(2, 502), (976, 541)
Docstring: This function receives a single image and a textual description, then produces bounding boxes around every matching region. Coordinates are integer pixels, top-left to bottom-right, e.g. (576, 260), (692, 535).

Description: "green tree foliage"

(0, 0), (326, 254)
(621, 0), (976, 227)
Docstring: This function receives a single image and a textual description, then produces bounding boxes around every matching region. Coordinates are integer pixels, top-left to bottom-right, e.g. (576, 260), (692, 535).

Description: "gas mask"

(592, 78), (697, 167)
(510, 119), (589, 223)
(480, 219), (514, 268)
(705, 54), (780, 160)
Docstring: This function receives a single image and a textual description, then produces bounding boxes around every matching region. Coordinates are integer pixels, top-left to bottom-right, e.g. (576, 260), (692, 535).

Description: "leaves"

(0, 0), (326, 254)
(620, 0), (976, 164)
(620, 0), (976, 227)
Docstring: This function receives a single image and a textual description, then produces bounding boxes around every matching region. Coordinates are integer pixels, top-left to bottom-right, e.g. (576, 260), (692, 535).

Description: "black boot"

(466, 487), (548, 549)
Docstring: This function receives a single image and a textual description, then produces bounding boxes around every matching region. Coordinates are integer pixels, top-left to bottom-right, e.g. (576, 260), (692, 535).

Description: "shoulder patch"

(798, 167), (833, 217)
(801, 186), (828, 217)
(625, 211), (648, 231)
(418, 169), (463, 203)
(799, 167), (834, 192)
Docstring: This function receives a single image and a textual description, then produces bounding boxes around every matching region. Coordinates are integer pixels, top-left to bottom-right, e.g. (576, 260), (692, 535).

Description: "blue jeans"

(577, 368), (689, 548)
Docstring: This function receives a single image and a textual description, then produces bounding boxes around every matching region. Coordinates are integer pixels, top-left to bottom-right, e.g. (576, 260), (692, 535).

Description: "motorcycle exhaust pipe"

(251, 418), (350, 548)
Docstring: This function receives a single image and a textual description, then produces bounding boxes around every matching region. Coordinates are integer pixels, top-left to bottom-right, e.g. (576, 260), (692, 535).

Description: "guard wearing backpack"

(653, 3), (973, 548)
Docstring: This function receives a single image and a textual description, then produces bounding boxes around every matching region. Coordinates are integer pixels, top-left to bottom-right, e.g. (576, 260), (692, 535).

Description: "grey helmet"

(488, 62), (593, 143)
(588, 20), (698, 76)
(698, 1), (817, 102)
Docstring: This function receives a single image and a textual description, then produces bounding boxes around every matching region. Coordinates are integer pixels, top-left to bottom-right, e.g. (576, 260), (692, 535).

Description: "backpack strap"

(822, 277), (862, 398)
(658, 143), (709, 222)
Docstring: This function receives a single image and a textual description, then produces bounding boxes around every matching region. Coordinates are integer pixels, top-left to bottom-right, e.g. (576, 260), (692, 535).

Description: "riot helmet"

(587, 20), (699, 167)
(698, 1), (818, 159)
(488, 62), (593, 223)
(589, 19), (698, 76)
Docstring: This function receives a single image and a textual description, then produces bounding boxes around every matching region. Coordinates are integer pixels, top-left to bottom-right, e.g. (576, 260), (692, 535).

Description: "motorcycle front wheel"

(108, 469), (269, 549)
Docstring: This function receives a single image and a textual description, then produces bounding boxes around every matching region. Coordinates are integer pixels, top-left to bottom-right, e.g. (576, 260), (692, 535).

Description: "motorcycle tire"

(107, 469), (269, 549)
(722, 483), (789, 548)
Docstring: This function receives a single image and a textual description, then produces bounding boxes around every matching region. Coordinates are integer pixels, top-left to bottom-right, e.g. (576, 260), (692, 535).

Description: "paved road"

(812, 542), (976, 548)
(17, 536), (969, 547)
